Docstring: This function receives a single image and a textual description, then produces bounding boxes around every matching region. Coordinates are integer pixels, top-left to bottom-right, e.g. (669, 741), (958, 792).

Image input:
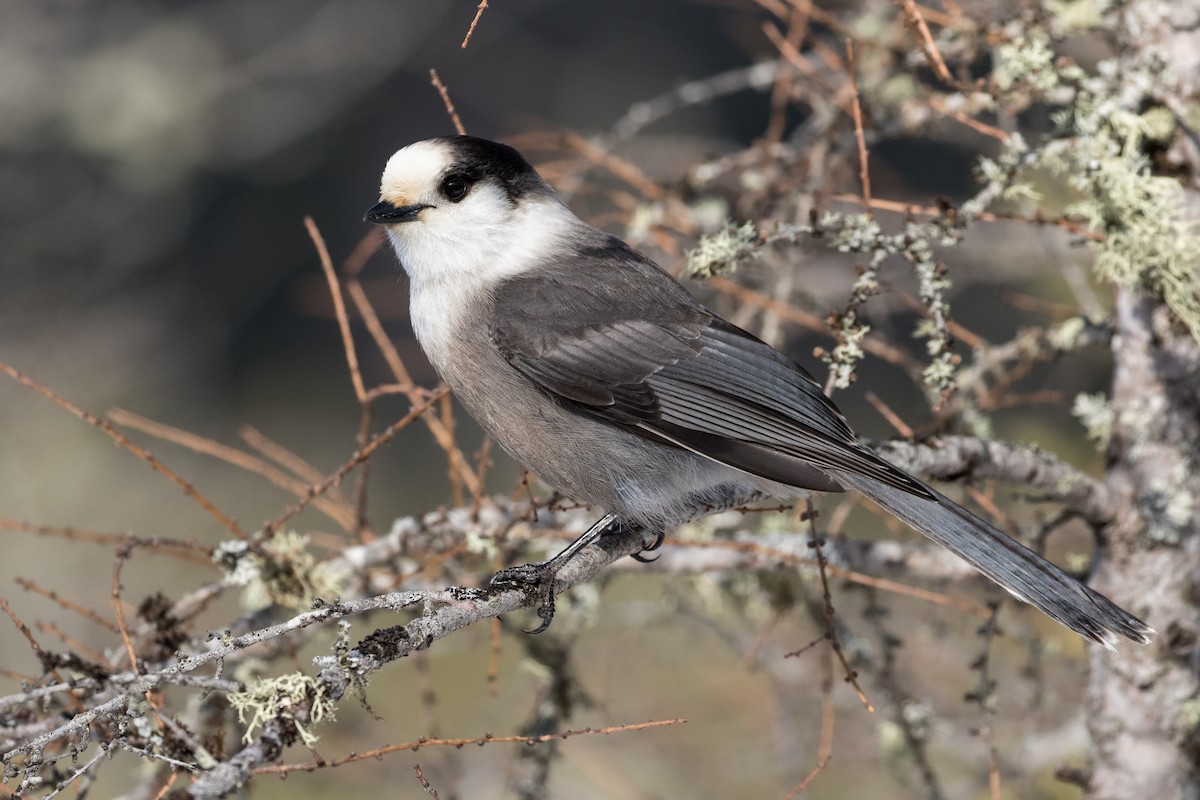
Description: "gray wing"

(490, 240), (1154, 647)
(490, 241), (929, 497)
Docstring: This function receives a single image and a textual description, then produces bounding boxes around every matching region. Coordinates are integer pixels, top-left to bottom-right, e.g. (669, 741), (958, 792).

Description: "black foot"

(488, 562), (560, 634)
(487, 513), (624, 634)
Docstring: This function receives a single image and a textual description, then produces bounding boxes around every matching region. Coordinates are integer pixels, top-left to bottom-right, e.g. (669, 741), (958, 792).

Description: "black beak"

(363, 200), (431, 224)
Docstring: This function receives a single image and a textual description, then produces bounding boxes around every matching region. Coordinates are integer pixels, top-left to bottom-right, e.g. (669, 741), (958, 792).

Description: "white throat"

(387, 194), (577, 367)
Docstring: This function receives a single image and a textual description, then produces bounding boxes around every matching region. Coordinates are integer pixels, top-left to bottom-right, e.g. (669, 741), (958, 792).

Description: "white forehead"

(379, 139), (454, 204)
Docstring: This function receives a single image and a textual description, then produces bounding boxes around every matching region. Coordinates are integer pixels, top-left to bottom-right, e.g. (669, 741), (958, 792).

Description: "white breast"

(389, 193), (578, 370)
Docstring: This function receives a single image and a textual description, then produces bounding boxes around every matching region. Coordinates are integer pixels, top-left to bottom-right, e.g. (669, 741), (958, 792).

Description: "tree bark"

(1086, 290), (1200, 799)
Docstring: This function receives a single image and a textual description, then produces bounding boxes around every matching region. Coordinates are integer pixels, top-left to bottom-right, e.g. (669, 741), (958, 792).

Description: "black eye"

(441, 175), (471, 201)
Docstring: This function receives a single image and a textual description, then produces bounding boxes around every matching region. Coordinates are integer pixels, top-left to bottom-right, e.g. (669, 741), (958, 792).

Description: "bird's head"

(365, 136), (568, 288)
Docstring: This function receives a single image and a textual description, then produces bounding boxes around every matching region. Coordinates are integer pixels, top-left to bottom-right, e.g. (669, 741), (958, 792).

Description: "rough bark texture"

(1086, 290), (1200, 799)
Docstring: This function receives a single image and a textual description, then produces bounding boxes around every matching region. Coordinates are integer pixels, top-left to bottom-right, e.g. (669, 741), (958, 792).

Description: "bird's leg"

(489, 513), (650, 633)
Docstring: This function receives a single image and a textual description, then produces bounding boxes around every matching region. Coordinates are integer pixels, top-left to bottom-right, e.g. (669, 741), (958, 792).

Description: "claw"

(525, 599), (555, 634)
(628, 529), (665, 563)
(488, 562), (559, 634)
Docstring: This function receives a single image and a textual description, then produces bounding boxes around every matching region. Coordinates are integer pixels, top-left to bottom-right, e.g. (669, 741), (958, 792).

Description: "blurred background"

(0, 1), (1111, 798)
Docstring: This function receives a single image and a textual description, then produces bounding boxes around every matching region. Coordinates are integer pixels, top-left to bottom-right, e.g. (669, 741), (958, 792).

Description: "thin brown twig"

(239, 425), (342, 499)
(864, 391), (915, 438)
(826, 192), (1105, 240)
(460, 0), (488, 49)
(306, 216), (367, 403)
(0, 597), (52, 665)
(751, 0), (789, 19)
(112, 545), (139, 672)
(15, 577), (121, 633)
(884, 280), (986, 348)
(706, 276), (922, 372)
(35, 621), (108, 665)
(844, 39), (873, 219)
(761, 22), (849, 109)
(806, 500), (873, 711)
(254, 719), (687, 775)
(260, 387), (449, 538)
(430, 69), (467, 135)
(340, 227), (383, 278)
(1, 518), (213, 561)
(106, 408), (357, 532)
(763, 2), (811, 144)
(554, 130), (664, 200)
(781, 754), (832, 799)
(783, 632), (830, 659)
(0, 361), (245, 538)
(151, 772), (178, 800)
(440, 390), (464, 508)
(928, 97), (1009, 142)
(352, 403), (375, 539)
(342, 278), (412, 387)
(0, 666), (34, 683)
(781, 619), (837, 799)
(999, 289), (1078, 320)
(896, 0), (956, 86)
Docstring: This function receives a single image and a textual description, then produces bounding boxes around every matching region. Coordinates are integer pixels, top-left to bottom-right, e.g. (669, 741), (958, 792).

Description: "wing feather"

(491, 252), (927, 497)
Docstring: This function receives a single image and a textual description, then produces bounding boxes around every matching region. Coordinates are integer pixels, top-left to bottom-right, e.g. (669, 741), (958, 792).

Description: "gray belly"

(432, 332), (760, 530)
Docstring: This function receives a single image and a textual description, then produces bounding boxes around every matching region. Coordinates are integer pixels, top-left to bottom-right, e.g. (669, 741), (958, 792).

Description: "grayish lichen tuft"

(228, 673), (335, 745)
(684, 220), (760, 278)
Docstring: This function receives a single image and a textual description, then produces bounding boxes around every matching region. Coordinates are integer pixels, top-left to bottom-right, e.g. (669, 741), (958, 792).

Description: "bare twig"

(460, 0), (488, 49)
(805, 501), (874, 712)
(0, 361), (245, 538)
(259, 388), (449, 538)
(306, 216), (366, 403)
(111, 545), (139, 671)
(896, 0), (956, 86)
(15, 577), (120, 633)
(255, 719), (686, 776)
(107, 408), (357, 531)
(430, 69), (467, 135)
(844, 39), (873, 219)
(763, 2), (811, 144)
(864, 391), (915, 438)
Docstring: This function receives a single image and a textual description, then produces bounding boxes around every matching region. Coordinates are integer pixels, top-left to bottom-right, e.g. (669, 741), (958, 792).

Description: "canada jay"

(365, 135), (1151, 648)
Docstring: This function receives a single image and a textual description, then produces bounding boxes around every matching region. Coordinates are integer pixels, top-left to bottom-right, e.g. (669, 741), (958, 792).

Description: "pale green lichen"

(217, 530), (351, 612)
(1047, 0), (1115, 32)
(984, 27), (1200, 341)
(994, 27), (1060, 92)
(1142, 462), (1196, 544)
(805, 212), (960, 392)
(1072, 392), (1113, 449)
(228, 673), (334, 745)
(685, 220), (760, 278)
(1048, 316), (1088, 350)
(826, 316), (871, 390)
(1173, 697), (1200, 746)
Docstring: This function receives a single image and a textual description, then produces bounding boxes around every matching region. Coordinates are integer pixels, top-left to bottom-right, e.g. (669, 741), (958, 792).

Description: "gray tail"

(827, 469), (1153, 649)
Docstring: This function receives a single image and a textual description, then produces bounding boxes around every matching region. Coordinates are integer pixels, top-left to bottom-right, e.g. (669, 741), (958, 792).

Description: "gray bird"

(365, 135), (1151, 649)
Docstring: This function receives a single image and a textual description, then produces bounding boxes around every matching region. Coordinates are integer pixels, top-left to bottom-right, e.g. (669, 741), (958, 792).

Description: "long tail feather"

(827, 469), (1153, 649)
